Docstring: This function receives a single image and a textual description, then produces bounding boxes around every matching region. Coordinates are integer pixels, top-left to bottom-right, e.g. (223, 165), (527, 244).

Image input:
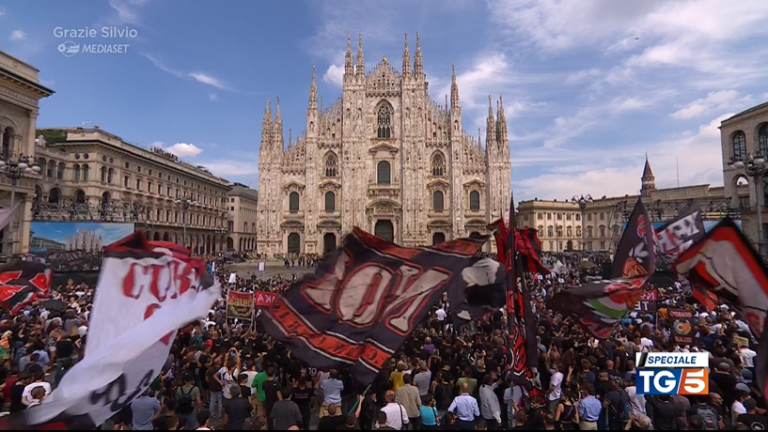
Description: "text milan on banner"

(8, 233), (220, 429)
(254, 291), (276, 308)
(227, 291), (255, 320)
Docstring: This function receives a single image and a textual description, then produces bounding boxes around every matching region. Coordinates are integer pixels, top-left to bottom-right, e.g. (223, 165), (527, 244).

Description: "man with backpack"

(604, 377), (630, 431)
(688, 395), (724, 430)
(176, 372), (202, 429)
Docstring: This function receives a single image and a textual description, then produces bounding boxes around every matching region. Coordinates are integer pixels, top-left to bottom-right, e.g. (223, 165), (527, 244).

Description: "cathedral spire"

(308, 65), (317, 111)
(641, 155), (656, 195)
(402, 32), (411, 77)
(261, 97), (272, 150)
(356, 32), (365, 75)
(414, 32), (423, 76)
(498, 95), (508, 144)
(275, 96), (284, 150)
(450, 63), (460, 108)
(344, 33), (354, 76)
(486, 95), (496, 147)
(288, 128), (292, 148)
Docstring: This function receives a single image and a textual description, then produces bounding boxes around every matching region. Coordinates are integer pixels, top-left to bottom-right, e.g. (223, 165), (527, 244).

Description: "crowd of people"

(0, 248), (763, 431)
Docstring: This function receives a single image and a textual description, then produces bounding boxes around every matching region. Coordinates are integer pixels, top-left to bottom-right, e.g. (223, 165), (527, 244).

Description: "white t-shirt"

(219, 367), (239, 399)
(22, 382), (52, 405)
(640, 338), (654, 352)
(740, 348), (757, 368)
(435, 309), (446, 321)
(548, 371), (563, 401)
(625, 385), (646, 415)
(732, 400), (747, 424)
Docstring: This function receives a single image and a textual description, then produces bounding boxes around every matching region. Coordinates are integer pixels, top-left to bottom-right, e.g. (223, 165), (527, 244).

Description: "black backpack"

(178, 386), (196, 414)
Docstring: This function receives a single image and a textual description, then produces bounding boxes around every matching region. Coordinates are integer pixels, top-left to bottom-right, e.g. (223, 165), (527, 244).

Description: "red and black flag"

(488, 220), (549, 275)
(672, 217), (768, 405)
(0, 262), (53, 314)
(503, 194), (539, 385)
(259, 227), (493, 384)
(612, 198), (656, 279)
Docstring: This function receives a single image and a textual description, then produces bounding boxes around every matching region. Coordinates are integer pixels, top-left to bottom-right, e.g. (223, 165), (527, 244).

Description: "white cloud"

(108, 0), (151, 25)
(516, 114), (729, 200)
(140, 53), (233, 91)
(164, 143), (203, 158)
(10, 30), (26, 42)
(189, 73), (230, 91)
(198, 159), (259, 177)
(209, 93), (218, 101)
(671, 90), (752, 119)
(323, 63), (344, 87)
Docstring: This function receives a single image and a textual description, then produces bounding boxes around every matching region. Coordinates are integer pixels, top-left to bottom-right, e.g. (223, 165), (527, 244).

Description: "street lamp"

(571, 194), (593, 251)
(730, 152), (767, 255)
(174, 196), (197, 248)
(0, 154), (41, 257)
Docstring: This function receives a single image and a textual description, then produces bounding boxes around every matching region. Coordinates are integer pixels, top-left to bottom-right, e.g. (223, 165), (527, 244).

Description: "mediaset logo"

(636, 353), (709, 396)
(53, 26), (137, 58)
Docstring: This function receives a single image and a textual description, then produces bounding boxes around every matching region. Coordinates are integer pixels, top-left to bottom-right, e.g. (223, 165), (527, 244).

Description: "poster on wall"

(29, 222), (135, 272)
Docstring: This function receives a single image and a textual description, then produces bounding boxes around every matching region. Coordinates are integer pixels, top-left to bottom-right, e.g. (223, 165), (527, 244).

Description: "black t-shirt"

(263, 380), (281, 406)
(9, 383), (25, 413)
(239, 385), (251, 398)
(207, 368), (223, 392)
(293, 386), (312, 412)
(223, 397), (252, 430)
(738, 413), (768, 430)
(55, 339), (75, 359)
(318, 415), (346, 430)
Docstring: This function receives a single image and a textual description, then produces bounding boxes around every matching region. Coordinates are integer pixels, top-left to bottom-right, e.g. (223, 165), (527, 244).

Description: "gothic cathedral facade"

(256, 33), (512, 256)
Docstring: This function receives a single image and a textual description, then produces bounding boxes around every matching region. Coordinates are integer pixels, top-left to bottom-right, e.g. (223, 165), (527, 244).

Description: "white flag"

(24, 233), (220, 428)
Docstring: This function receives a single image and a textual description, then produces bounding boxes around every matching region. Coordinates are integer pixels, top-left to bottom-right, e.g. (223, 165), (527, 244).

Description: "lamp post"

(571, 194), (593, 251)
(0, 154), (41, 257)
(731, 152), (767, 255)
(174, 196), (197, 248)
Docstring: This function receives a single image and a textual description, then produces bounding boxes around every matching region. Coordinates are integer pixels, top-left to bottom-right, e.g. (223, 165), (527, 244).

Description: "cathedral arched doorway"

(432, 232), (445, 246)
(227, 237), (234, 250)
(287, 233), (300, 255)
(469, 231), (482, 239)
(323, 233), (337, 254)
(153, 232), (160, 241)
(374, 220), (394, 242)
(163, 232), (169, 242)
(566, 240), (573, 251)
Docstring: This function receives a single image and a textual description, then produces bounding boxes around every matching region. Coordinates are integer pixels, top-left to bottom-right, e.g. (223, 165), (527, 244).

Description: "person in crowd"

(553, 389), (578, 430)
(381, 390), (409, 430)
(319, 369), (344, 419)
(396, 373), (422, 429)
(222, 385), (253, 430)
(131, 390), (161, 431)
(270, 386), (303, 430)
(479, 374), (501, 429)
(578, 385), (601, 431)
(448, 382), (480, 430)
(419, 394), (440, 430)
(206, 357), (224, 420)
(176, 372), (202, 430)
(196, 409), (212, 430)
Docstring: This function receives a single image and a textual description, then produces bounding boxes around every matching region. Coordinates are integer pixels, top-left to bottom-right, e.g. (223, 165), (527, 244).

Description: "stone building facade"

(226, 182), (258, 251)
(517, 159), (742, 252)
(257, 33), (511, 256)
(0, 50), (54, 255)
(720, 101), (768, 249)
(65, 229), (102, 252)
(34, 128), (231, 255)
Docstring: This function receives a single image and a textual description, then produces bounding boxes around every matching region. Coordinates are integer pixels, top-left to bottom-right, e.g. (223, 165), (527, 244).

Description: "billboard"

(29, 222), (135, 273)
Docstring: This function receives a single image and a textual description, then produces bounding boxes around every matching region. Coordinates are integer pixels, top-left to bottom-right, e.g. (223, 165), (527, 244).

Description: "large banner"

(254, 291), (277, 308)
(669, 308), (696, 344)
(634, 289), (658, 312)
(227, 291), (255, 320)
(7, 232), (219, 429)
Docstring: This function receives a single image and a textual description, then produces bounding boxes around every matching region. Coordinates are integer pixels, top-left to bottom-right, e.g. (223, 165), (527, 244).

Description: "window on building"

(125, 176), (130, 188)
(537, 213), (543, 220)
(587, 227), (593, 237)
(587, 213), (592, 222)
(156, 209), (161, 221)
(108, 168), (114, 183)
(433, 191), (444, 212)
(175, 189), (179, 199)
(166, 210), (170, 221)
(1, 127), (11, 160)
(547, 226), (553, 237)
(469, 191), (480, 211)
(325, 191), (335, 213)
(733, 131), (747, 160)
(377, 161), (391, 184)
(600, 226), (606, 237)
(57, 162), (65, 180)
(74, 164), (81, 182)
(537, 225), (543, 237)
(289, 192), (300, 213)
(557, 213), (562, 221)
(760, 124), (768, 156)
(377, 105), (392, 139)
(547, 213), (552, 220)
(148, 181), (153, 193)
(136, 179), (142, 190)
(137, 166), (141, 173)
(431, 152), (445, 177)
(325, 153), (338, 177)
(125, 162), (130, 169)
(46, 161), (54, 178)
(167, 186), (171, 197)
(600, 212), (605, 221)
(82, 165), (89, 181)
(566, 214), (571, 221)
(575, 214), (581, 221)
(101, 166), (107, 182)
(175, 212), (179, 223)
(567, 226), (572, 237)
(600, 241), (606, 250)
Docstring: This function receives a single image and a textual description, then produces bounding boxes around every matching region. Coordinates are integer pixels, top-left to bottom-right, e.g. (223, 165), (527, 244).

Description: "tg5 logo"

(637, 369), (709, 395)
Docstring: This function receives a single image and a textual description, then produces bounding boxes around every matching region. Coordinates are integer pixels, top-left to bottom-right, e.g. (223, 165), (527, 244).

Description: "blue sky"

(30, 222), (135, 244)
(3, 0), (768, 201)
